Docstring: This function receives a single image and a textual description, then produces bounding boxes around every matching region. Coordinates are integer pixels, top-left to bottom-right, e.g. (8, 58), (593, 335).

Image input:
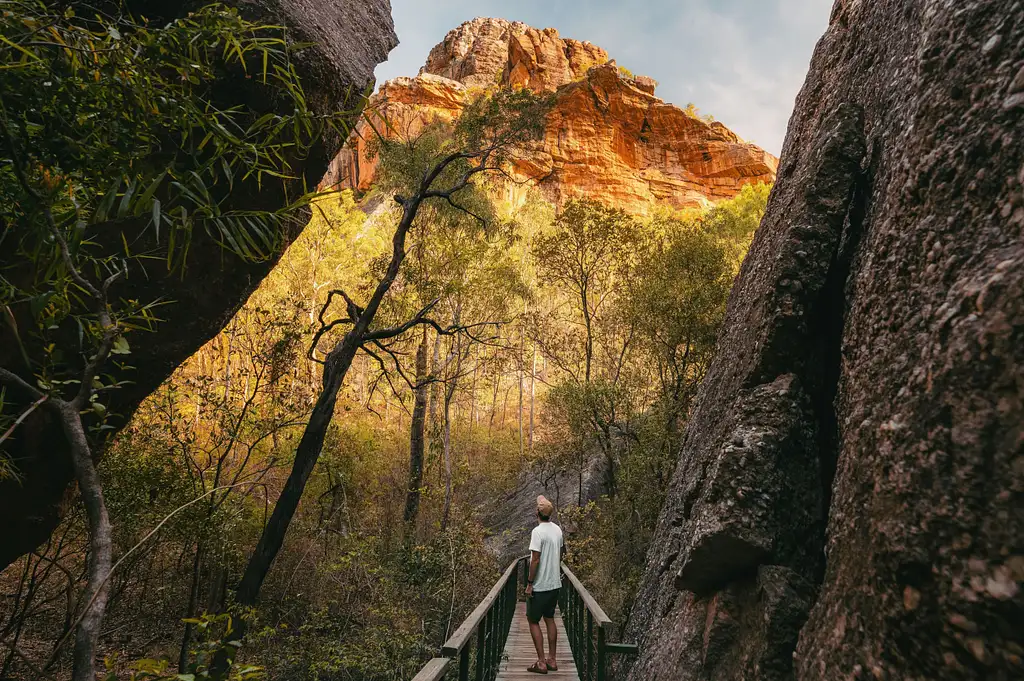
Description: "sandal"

(527, 662), (548, 674)
(546, 659), (559, 671)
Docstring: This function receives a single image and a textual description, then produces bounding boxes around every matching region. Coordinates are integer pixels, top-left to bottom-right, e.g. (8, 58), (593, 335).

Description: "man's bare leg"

(529, 620), (548, 670)
(545, 617), (558, 669)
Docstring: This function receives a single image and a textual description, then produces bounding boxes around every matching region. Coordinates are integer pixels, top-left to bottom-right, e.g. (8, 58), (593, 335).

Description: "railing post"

(487, 607), (495, 679)
(496, 586), (504, 664)
(574, 589), (582, 670)
(491, 593), (499, 675)
(597, 625), (606, 681)
(460, 646), (470, 681)
(475, 617), (485, 681)
(586, 611), (594, 681)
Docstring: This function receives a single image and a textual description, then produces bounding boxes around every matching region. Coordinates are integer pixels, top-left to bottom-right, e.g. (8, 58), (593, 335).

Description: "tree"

(620, 222), (734, 504)
(404, 328), (430, 527)
(532, 200), (641, 384)
(532, 199), (643, 493)
(213, 87), (551, 667)
(0, 4), (341, 678)
(366, 122), (498, 533)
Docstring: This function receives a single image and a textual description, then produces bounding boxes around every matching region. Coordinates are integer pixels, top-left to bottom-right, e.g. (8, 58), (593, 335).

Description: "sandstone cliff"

(325, 17), (777, 214)
(0, 0), (397, 571)
(625, 1), (1023, 680)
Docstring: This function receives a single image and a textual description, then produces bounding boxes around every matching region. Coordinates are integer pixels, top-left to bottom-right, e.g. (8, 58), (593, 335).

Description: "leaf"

(151, 198), (161, 240)
(134, 171), (167, 216)
(0, 34), (41, 63)
(94, 177), (122, 223)
(111, 336), (131, 355)
(117, 177), (137, 218)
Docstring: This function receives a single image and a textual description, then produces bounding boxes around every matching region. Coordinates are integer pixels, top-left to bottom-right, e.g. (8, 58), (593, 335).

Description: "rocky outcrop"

(0, 0), (397, 571)
(420, 17), (607, 92)
(326, 17), (777, 214)
(625, 1), (1023, 680)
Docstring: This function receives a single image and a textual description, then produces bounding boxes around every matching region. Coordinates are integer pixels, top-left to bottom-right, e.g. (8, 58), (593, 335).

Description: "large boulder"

(625, 1), (1023, 680)
(0, 0), (397, 571)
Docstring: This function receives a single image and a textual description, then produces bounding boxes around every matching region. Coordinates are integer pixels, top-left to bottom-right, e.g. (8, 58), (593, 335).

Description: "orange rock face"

(325, 17), (778, 213)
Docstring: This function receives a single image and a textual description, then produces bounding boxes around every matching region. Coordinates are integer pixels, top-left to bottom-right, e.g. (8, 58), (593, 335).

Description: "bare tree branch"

(0, 394), (48, 447)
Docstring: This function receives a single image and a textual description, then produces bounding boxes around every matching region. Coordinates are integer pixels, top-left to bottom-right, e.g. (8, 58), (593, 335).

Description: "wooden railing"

(559, 564), (638, 681)
(411, 557), (637, 681)
(412, 556), (526, 681)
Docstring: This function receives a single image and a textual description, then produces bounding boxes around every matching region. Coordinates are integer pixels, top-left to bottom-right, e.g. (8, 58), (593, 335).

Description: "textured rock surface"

(326, 17), (777, 214)
(625, 1), (1024, 680)
(0, 0), (397, 570)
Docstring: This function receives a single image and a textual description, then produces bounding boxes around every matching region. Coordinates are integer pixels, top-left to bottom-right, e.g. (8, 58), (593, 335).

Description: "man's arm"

(527, 550), (540, 595)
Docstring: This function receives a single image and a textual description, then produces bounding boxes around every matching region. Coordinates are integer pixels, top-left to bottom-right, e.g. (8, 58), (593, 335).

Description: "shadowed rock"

(625, 1), (1023, 679)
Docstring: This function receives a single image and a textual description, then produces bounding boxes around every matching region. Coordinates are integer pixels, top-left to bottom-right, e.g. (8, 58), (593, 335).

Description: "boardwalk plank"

(496, 602), (580, 681)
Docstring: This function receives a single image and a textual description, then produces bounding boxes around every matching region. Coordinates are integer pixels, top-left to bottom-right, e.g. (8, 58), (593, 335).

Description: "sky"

(374, 1), (832, 155)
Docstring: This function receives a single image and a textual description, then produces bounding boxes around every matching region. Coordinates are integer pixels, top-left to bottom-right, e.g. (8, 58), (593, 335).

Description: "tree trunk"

(211, 332), (361, 673)
(440, 381), (455, 531)
(577, 466), (583, 507)
(403, 332), (429, 528)
(60, 402), (112, 681)
(469, 362), (478, 427)
(427, 329), (442, 482)
(582, 300), (594, 384)
(178, 542), (205, 672)
(488, 365), (499, 433)
(518, 321), (524, 460)
(528, 345), (536, 453)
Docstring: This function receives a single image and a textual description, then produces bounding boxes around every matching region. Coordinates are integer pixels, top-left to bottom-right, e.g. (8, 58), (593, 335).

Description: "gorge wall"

(325, 17), (779, 214)
(625, 1), (1023, 680)
(0, 0), (397, 571)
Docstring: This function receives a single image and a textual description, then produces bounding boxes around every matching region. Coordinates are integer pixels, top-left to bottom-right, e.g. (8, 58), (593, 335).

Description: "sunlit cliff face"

(324, 17), (777, 215)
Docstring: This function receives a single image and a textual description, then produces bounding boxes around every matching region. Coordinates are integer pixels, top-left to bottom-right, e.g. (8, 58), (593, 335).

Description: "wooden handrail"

(412, 553), (635, 681)
(560, 562), (637, 681)
(441, 556), (524, 656)
(410, 657), (451, 681)
(560, 563), (611, 627)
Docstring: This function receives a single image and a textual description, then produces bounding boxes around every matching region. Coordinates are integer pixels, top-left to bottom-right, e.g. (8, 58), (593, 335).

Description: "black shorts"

(527, 588), (560, 623)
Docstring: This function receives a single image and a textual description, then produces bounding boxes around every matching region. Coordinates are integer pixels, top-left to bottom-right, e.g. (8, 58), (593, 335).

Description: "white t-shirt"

(529, 521), (564, 592)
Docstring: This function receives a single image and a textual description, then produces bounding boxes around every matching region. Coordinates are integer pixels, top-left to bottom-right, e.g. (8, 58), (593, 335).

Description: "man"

(525, 495), (564, 674)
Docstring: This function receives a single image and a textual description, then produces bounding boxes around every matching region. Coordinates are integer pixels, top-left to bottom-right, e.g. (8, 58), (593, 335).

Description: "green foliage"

(617, 65), (635, 80)
(682, 102), (716, 123)
(699, 181), (771, 248)
(0, 1), (350, 414)
(551, 186), (771, 622)
(105, 615), (263, 681)
(1, 1), (338, 263)
(532, 199), (643, 384)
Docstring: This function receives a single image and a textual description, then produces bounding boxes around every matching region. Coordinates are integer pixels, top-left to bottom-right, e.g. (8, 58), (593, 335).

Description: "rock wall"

(325, 17), (777, 214)
(625, 1), (1023, 680)
(0, 0), (397, 571)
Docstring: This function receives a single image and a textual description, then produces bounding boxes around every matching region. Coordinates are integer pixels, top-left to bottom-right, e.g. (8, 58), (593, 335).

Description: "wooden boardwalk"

(496, 602), (580, 681)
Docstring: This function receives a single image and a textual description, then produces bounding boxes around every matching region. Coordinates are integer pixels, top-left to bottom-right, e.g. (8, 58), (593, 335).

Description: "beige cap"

(537, 495), (554, 517)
